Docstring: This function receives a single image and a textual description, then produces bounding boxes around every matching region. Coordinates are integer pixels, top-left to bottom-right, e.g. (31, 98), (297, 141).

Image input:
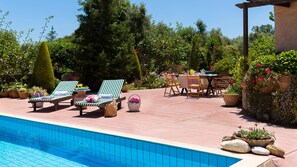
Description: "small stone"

(251, 147), (270, 155)
(222, 136), (233, 141)
(221, 139), (251, 153)
(266, 144), (285, 157)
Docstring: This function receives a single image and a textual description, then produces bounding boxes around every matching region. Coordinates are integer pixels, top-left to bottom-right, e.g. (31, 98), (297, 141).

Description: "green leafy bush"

(142, 72), (163, 89)
(213, 56), (236, 75)
(224, 81), (242, 95)
(272, 50), (297, 75)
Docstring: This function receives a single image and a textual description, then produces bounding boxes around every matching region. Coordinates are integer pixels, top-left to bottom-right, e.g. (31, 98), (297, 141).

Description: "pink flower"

(265, 67), (271, 74)
(256, 63), (262, 67)
(257, 77), (262, 81)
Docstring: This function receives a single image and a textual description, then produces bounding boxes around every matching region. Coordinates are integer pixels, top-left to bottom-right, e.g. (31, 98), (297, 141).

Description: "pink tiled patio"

(0, 88), (296, 167)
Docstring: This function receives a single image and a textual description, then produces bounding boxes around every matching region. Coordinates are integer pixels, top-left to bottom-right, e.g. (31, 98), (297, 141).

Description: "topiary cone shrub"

(31, 42), (55, 93)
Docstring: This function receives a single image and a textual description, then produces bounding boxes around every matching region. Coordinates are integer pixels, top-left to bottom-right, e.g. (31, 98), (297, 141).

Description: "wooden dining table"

(178, 74), (221, 96)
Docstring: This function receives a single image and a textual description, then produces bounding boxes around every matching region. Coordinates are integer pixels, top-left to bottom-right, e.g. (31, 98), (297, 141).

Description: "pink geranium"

(129, 97), (140, 103)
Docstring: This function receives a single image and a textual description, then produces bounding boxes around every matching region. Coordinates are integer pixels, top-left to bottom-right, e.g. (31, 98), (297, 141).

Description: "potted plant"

(9, 82), (22, 98)
(18, 87), (29, 99)
(127, 94), (141, 112)
(28, 86), (48, 97)
(272, 50), (297, 91)
(28, 86), (48, 108)
(0, 83), (10, 98)
(233, 124), (275, 147)
(223, 82), (242, 106)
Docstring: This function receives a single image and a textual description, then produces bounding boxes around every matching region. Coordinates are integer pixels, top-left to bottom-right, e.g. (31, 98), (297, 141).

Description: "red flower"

(241, 83), (246, 88)
(265, 67), (271, 74)
(256, 63), (262, 67)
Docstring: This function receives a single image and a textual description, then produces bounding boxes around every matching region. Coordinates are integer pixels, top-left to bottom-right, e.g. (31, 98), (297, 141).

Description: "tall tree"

(46, 26), (58, 42)
(74, 0), (136, 89)
(130, 3), (150, 47)
(189, 34), (206, 70)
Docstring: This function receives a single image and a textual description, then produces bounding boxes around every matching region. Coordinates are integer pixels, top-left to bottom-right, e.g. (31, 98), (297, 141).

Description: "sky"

(1, 0), (274, 42)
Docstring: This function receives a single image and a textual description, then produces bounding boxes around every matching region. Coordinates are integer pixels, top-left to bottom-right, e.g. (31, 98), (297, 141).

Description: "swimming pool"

(0, 115), (241, 167)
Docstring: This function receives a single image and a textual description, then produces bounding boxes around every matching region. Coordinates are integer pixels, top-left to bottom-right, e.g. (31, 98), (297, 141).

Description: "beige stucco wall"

(275, 0), (297, 52)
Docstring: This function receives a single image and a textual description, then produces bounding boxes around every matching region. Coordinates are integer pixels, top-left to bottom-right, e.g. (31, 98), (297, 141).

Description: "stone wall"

(275, 0), (297, 52)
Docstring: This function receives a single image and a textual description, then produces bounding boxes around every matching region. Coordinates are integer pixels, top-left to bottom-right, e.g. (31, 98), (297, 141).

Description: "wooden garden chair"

(187, 75), (204, 98)
(164, 74), (180, 97)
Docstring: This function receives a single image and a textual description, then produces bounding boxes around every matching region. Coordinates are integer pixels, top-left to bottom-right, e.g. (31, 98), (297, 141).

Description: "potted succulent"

(28, 86), (48, 107)
(223, 82), (242, 106)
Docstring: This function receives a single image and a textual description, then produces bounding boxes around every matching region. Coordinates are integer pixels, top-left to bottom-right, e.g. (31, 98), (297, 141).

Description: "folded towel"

(99, 94), (113, 99)
(85, 95), (99, 103)
(75, 87), (88, 91)
(53, 91), (68, 96)
(41, 96), (54, 99)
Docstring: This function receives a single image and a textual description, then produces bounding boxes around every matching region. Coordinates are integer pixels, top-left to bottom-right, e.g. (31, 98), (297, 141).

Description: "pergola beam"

(236, 0), (291, 8)
(236, 0), (292, 72)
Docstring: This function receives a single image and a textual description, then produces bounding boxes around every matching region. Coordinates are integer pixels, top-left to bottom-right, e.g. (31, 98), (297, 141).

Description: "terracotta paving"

(0, 88), (296, 167)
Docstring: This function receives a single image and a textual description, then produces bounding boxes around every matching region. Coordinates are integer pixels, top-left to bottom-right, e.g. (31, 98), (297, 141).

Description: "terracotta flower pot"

(278, 75), (291, 91)
(261, 87), (272, 94)
(9, 91), (19, 98)
(0, 90), (10, 97)
(18, 92), (29, 99)
(223, 94), (239, 106)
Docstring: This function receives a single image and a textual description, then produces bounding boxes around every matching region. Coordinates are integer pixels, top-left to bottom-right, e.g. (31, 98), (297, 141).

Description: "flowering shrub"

(242, 55), (278, 93)
(129, 97), (140, 103)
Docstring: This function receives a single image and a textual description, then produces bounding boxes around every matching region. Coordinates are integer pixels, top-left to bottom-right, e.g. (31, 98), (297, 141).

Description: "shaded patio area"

(0, 88), (296, 166)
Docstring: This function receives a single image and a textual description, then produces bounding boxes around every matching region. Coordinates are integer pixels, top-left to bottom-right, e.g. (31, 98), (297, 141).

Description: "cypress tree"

(31, 42), (55, 93)
(133, 48), (142, 80)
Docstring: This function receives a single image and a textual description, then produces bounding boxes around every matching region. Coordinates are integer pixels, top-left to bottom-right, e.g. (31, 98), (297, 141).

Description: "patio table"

(199, 74), (221, 96)
(178, 74), (220, 96)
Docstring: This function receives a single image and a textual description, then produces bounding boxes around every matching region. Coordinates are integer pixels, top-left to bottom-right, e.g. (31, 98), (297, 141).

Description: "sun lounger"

(75, 79), (126, 116)
(28, 81), (78, 111)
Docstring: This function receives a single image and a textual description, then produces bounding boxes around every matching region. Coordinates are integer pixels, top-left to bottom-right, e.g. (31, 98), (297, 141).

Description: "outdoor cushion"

(85, 95), (99, 103)
(53, 91), (68, 96)
(41, 96), (54, 99)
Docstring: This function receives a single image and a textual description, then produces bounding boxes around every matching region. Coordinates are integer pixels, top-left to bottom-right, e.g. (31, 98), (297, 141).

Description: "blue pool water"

(0, 115), (241, 167)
